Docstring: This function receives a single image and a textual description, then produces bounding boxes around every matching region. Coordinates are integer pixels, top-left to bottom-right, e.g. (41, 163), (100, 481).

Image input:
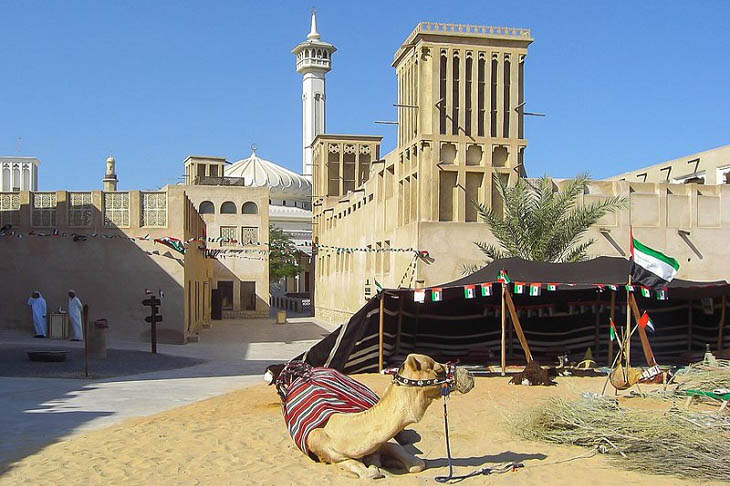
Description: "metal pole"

(378, 293), (385, 371)
(501, 284), (506, 376)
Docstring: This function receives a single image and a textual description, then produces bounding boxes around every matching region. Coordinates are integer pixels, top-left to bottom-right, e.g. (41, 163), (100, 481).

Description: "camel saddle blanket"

(276, 362), (380, 457)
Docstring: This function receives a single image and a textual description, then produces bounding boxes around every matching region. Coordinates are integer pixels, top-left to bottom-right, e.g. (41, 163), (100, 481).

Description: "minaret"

(103, 155), (118, 191)
(292, 11), (336, 178)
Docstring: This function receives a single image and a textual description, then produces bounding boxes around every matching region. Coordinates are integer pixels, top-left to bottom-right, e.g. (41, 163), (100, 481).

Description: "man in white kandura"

(67, 290), (84, 341)
(27, 291), (47, 338)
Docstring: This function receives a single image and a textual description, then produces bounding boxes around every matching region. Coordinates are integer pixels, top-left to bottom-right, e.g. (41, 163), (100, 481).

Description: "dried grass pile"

(672, 359), (730, 393)
(511, 396), (730, 481)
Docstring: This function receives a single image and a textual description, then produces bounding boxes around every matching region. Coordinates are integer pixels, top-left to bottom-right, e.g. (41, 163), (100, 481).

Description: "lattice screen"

(104, 192), (130, 227)
(141, 192), (167, 227)
(220, 226), (236, 246)
(241, 226), (259, 245)
(32, 192), (57, 227)
(68, 192), (93, 227)
(0, 192), (20, 226)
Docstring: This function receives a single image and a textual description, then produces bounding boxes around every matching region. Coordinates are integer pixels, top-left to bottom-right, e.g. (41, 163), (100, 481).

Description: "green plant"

(269, 225), (301, 283)
(467, 173), (626, 272)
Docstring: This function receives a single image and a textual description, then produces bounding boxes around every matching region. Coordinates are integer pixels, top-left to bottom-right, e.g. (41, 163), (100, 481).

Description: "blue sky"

(1, 1), (728, 191)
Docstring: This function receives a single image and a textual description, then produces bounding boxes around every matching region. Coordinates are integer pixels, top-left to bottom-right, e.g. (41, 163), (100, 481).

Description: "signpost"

(142, 296), (162, 354)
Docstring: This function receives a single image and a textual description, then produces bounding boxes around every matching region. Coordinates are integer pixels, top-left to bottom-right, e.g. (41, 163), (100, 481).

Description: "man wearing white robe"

(67, 290), (84, 341)
(27, 291), (47, 337)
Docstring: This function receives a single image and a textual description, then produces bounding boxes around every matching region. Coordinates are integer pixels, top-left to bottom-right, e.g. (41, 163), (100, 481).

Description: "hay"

(672, 359), (730, 393)
(511, 396), (730, 481)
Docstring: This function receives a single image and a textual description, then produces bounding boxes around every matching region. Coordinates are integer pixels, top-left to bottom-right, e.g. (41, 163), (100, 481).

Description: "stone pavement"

(0, 318), (330, 470)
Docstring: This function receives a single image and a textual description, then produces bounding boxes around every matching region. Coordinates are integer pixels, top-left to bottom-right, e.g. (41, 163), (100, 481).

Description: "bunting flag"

(431, 288), (443, 302)
(529, 283), (542, 296)
(513, 282), (525, 294)
(480, 283), (493, 296)
(547, 283), (558, 291)
(463, 285), (475, 299)
(375, 280), (383, 294)
(625, 285), (634, 293)
(608, 284), (618, 291)
(640, 287), (651, 298)
(630, 234), (680, 290)
(656, 288), (667, 300)
(154, 237), (186, 255)
(497, 269), (511, 284)
(414, 289), (425, 303)
(594, 284), (605, 292)
(609, 318), (618, 341)
(638, 311), (655, 332)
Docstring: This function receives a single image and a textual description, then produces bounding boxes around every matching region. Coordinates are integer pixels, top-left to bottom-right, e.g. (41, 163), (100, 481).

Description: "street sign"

(145, 315), (163, 323)
(142, 297), (161, 307)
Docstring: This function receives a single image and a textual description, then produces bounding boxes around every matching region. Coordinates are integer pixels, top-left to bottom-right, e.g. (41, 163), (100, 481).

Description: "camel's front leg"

(336, 458), (385, 479)
(378, 441), (426, 473)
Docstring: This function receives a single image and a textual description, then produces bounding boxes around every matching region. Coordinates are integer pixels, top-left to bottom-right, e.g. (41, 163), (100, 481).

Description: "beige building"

(311, 22), (730, 325)
(607, 145), (730, 185)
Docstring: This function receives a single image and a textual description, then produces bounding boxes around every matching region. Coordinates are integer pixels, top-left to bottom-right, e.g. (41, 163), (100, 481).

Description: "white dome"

(225, 149), (311, 198)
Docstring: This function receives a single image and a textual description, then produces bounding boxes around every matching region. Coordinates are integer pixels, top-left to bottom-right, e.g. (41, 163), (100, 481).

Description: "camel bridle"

(383, 362), (457, 394)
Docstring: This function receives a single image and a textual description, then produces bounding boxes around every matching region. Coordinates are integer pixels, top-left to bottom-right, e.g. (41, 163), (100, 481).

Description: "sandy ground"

(1, 375), (725, 486)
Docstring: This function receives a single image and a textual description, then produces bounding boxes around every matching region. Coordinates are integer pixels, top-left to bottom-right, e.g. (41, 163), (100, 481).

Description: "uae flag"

(497, 269), (511, 284)
(656, 288), (668, 300)
(463, 285), (476, 299)
(375, 280), (383, 294)
(529, 283), (542, 296)
(513, 282), (525, 294)
(414, 289), (425, 303)
(640, 287), (651, 298)
(638, 311), (655, 332)
(547, 283), (558, 291)
(154, 237), (186, 255)
(630, 235), (680, 290)
(431, 288), (443, 302)
(608, 284), (618, 291)
(480, 283), (493, 296)
(609, 318), (619, 341)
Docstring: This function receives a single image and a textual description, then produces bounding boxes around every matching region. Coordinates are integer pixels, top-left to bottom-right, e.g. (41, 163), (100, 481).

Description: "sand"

(1, 375), (725, 486)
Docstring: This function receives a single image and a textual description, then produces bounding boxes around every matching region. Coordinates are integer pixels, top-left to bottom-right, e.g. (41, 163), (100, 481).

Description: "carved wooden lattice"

(220, 226), (236, 246)
(0, 192), (20, 226)
(241, 226), (258, 245)
(68, 192), (93, 227)
(104, 192), (130, 227)
(142, 192), (167, 227)
(32, 192), (56, 227)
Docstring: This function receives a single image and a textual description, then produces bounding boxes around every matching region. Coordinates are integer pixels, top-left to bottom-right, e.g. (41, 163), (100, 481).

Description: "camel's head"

(397, 354), (474, 398)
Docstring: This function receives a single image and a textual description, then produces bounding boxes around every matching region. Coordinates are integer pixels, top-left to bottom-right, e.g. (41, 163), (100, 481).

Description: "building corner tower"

(103, 155), (118, 191)
(292, 12), (336, 178)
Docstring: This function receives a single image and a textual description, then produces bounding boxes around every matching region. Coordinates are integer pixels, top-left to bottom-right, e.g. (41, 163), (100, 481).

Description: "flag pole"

(378, 292), (385, 372)
(626, 226), (633, 367)
(501, 282), (506, 376)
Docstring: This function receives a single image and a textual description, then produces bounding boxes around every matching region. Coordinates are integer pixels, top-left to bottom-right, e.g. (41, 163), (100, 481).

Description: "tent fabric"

(298, 257), (730, 373)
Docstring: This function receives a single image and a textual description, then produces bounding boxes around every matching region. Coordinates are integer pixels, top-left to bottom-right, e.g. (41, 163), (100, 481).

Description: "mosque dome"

(225, 148), (311, 198)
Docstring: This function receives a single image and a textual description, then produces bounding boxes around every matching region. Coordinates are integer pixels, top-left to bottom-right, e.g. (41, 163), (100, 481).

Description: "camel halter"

(382, 361), (524, 483)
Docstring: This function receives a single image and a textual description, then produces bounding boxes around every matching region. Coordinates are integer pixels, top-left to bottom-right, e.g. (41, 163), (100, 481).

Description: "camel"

(269, 354), (474, 479)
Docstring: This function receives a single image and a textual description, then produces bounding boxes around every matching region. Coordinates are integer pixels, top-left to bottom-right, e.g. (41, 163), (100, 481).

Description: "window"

(220, 201), (236, 214)
(452, 54), (460, 135)
(242, 202), (258, 214)
(0, 192), (20, 226)
(68, 192), (93, 227)
(199, 201), (214, 214)
(220, 226), (236, 246)
(104, 192), (129, 227)
(439, 53), (447, 135)
(141, 192), (167, 227)
(241, 226), (258, 245)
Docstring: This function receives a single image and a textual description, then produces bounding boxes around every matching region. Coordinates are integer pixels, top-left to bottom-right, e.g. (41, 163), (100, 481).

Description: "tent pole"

(594, 293), (601, 357)
(608, 291), (616, 365)
(504, 290), (532, 362)
(718, 296), (726, 351)
(626, 278), (632, 366)
(394, 297), (403, 359)
(501, 283), (506, 376)
(629, 293), (657, 366)
(687, 298), (693, 352)
(378, 293), (385, 372)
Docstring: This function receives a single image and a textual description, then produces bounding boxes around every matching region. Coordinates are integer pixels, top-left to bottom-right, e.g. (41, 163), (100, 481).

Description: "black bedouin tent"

(299, 257), (730, 373)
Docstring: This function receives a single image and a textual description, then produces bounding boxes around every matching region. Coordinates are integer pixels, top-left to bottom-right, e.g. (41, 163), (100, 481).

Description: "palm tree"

(468, 173), (626, 270)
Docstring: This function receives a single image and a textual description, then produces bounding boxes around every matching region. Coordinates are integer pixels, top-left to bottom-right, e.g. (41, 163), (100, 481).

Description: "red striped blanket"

(277, 362), (380, 458)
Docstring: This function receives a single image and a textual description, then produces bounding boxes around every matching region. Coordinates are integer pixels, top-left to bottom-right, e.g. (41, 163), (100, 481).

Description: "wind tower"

(103, 154), (118, 191)
(292, 11), (336, 178)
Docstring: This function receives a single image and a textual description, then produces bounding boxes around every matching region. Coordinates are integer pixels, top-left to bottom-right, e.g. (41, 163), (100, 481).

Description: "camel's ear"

(404, 355), (422, 372)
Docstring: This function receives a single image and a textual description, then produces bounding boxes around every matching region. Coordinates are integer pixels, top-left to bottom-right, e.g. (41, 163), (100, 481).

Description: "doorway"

(218, 281), (233, 310)
(240, 281), (256, 311)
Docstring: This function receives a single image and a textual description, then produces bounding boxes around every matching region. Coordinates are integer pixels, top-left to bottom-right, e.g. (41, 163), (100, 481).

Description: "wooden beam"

(718, 296), (726, 351)
(628, 293), (657, 366)
(378, 293), (385, 371)
(504, 290), (532, 362)
(501, 284), (506, 376)
(608, 291), (616, 365)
